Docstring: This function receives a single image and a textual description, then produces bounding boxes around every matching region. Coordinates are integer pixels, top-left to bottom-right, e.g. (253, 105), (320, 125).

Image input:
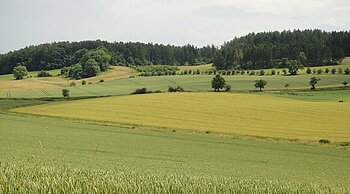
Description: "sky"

(1, 0), (349, 54)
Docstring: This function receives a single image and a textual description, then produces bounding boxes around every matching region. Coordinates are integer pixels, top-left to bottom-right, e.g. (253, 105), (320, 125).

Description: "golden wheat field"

(12, 92), (350, 143)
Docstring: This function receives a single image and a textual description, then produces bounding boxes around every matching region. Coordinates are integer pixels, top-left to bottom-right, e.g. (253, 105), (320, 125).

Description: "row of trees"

(214, 30), (350, 70)
(0, 40), (217, 75)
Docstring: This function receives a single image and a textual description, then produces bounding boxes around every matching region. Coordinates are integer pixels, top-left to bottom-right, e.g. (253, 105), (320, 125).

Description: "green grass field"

(1, 74), (349, 98)
(1, 111), (350, 193)
(12, 92), (350, 144)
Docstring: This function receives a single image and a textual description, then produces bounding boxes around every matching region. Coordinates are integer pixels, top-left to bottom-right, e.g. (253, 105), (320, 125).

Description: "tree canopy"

(12, 65), (28, 80)
(213, 30), (350, 70)
(211, 75), (226, 92)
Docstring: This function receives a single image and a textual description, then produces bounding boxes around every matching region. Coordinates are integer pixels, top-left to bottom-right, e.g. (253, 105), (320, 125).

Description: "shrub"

(317, 69), (323, 75)
(100, 79), (105, 82)
(259, 70), (265, 76)
(249, 71), (256, 75)
(168, 86), (185, 92)
(225, 85), (231, 92)
(312, 68), (317, 74)
(325, 68), (330, 74)
(338, 68), (343, 74)
(342, 82), (348, 87)
(344, 68), (350, 75)
(62, 89), (70, 97)
(37, 70), (52, 77)
(306, 67), (312, 74)
(271, 70), (276, 75)
(282, 69), (287, 75)
(81, 80), (86, 85)
(88, 82), (92, 85)
(331, 68), (337, 74)
(319, 139), (330, 144)
(240, 70), (245, 75)
(131, 88), (148, 94)
(70, 82), (76, 87)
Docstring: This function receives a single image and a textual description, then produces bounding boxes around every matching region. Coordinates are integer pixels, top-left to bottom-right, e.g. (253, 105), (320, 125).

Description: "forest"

(214, 29), (350, 70)
(0, 29), (350, 75)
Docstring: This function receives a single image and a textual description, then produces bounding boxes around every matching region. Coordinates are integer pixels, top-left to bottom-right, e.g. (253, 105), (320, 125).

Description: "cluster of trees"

(60, 47), (111, 79)
(214, 30), (350, 70)
(135, 65), (178, 77)
(306, 67), (350, 75)
(0, 40), (217, 75)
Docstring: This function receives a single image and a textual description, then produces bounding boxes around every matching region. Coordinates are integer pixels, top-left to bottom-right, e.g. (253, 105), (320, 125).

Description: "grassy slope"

(11, 92), (350, 143)
(1, 112), (350, 192)
(0, 66), (135, 91)
(1, 73), (349, 98)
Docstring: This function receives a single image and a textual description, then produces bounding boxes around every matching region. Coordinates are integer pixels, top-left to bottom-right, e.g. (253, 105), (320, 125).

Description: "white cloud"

(0, 0), (349, 53)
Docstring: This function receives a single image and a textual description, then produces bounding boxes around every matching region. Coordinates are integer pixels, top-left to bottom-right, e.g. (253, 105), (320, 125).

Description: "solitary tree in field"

(62, 89), (70, 97)
(325, 68), (330, 74)
(211, 75), (226, 92)
(287, 60), (304, 75)
(331, 68), (337, 74)
(343, 82), (348, 87)
(309, 77), (321, 90)
(13, 65), (28, 80)
(255, 79), (267, 92)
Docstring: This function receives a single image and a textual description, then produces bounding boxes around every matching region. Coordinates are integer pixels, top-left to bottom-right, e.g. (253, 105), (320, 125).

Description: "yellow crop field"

(12, 92), (350, 143)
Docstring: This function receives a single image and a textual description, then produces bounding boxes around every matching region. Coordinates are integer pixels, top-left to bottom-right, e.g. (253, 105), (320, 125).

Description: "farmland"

(1, 110), (350, 193)
(11, 92), (350, 144)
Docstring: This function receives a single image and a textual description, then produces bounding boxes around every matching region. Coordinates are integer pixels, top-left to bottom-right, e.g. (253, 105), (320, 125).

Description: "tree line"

(214, 30), (350, 70)
(1, 29), (350, 76)
(0, 40), (217, 75)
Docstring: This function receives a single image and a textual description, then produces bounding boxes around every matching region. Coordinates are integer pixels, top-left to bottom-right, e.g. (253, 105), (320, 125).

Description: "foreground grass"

(1, 163), (347, 194)
(1, 111), (350, 193)
(12, 92), (350, 143)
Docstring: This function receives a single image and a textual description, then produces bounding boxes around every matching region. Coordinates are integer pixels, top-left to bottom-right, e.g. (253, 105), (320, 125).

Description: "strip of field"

(11, 92), (350, 143)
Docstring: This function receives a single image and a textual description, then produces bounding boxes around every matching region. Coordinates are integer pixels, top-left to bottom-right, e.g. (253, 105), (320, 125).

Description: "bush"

(271, 70), (276, 75)
(249, 71), (256, 75)
(338, 68), (343, 74)
(331, 68), (337, 74)
(312, 68), (317, 74)
(317, 69), (323, 75)
(131, 88), (148, 94)
(306, 67), (312, 74)
(70, 82), (76, 87)
(344, 68), (350, 75)
(100, 79), (105, 82)
(325, 68), (330, 74)
(168, 86), (185, 92)
(319, 139), (330, 144)
(259, 70), (265, 76)
(225, 85), (231, 92)
(37, 70), (52, 77)
(81, 80), (86, 85)
(62, 89), (70, 97)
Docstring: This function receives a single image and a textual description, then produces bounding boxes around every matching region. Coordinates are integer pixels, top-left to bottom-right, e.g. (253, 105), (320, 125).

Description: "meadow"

(1, 73), (349, 98)
(1, 110), (350, 193)
(11, 92), (350, 144)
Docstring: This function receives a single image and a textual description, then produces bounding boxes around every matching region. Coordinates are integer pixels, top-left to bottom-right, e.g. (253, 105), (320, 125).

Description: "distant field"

(1, 73), (349, 98)
(0, 66), (134, 91)
(12, 92), (350, 143)
(178, 64), (213, 71)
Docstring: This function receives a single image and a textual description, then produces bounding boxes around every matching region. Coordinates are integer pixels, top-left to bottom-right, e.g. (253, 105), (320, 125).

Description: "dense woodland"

(0, 41), (216, 75)
(214, 30), (350, 70)
(0, 29), (350, 75)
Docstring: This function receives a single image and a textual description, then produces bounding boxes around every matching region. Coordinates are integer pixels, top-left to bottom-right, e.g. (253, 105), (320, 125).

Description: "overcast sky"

(1, 0), (349, 54)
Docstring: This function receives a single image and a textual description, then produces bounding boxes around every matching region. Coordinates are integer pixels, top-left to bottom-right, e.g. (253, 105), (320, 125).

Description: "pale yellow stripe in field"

(11, 93), (350, 142)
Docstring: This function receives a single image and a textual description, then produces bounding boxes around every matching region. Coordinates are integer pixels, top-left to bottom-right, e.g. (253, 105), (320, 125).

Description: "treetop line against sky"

(1, 0), (350, 54)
